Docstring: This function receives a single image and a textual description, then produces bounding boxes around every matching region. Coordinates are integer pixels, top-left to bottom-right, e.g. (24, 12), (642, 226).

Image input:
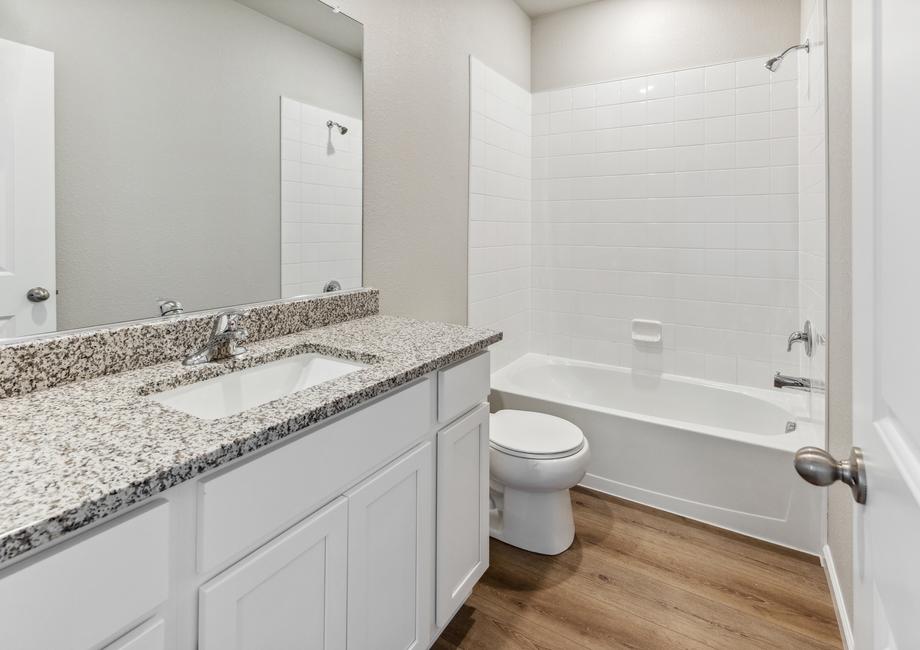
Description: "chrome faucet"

(773, 371), (825, 393)
(182, 309), (249, 366)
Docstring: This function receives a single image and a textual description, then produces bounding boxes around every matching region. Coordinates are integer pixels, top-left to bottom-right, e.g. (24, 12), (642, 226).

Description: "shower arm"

(777, 40), (810, 60)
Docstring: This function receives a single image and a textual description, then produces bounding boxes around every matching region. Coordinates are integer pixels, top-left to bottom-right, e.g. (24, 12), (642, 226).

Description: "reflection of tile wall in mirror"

(281, 97), (363, 298)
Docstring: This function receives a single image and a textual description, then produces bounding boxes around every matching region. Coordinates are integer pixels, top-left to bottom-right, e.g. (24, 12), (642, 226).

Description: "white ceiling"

(235, 0), (363, 59)
(514, 0), (598, 18)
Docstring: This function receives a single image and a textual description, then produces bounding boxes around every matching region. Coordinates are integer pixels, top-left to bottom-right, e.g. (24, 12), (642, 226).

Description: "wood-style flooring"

(435, 487), (842, 650)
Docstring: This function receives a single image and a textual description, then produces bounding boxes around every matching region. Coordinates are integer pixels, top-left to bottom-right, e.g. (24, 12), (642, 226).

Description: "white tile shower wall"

(532, 57), (800, 388)
(468, 58), (532, 372)
(280, 97), (362, 297)
(799, 0), (827, 417)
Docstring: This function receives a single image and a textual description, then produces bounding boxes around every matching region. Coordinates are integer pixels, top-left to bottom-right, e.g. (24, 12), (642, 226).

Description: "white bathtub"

(490, 353), (824, 553)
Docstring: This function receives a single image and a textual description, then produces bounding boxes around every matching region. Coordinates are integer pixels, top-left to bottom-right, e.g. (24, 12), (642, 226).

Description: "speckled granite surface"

(0, 289), (379, 399)
(0, 315), (501, 567)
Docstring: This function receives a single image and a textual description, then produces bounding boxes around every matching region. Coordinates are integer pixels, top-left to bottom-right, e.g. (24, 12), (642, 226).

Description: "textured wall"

(336, 0), (532, 324)
(532, 0), (801, 92)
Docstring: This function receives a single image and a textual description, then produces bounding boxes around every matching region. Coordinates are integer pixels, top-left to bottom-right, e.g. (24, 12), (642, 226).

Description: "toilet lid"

(490, 410), (585, 459)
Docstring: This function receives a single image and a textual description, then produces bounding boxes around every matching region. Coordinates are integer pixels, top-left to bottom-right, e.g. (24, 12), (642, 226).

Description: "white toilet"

(489, 409), (591, 555)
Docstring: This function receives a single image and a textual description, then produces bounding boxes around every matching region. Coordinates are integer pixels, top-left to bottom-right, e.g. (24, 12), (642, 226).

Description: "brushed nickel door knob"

(26, 287), (51, 302)
(794, 446), (867, 504)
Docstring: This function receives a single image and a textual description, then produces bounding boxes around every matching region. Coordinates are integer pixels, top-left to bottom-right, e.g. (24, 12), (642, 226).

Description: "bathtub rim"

(490, 353), (823, 454)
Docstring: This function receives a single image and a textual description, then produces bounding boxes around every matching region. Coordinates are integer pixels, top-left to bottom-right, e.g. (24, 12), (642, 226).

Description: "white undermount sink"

(151, 353), (367, 420)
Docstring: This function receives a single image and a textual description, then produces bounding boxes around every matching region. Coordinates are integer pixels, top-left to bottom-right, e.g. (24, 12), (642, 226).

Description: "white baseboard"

(822, 544), (854, 649)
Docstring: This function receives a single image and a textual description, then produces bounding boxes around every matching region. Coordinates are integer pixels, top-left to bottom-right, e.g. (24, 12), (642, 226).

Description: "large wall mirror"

(0, 0), (363, 341)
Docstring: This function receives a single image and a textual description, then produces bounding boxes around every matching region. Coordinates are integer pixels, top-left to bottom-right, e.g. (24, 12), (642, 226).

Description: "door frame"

(850, 1), (874, 647)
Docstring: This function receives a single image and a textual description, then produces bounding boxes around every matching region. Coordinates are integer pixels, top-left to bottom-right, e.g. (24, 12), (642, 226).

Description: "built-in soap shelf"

(631, 319), (662, 344)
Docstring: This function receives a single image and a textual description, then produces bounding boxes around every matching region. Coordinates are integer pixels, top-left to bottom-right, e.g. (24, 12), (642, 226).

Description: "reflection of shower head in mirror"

(765, 39), (809, 72)
(326, 120), (348, 135)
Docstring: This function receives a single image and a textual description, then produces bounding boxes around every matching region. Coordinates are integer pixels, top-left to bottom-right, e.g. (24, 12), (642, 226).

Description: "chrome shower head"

(765, 39), (810, 72)
(326, 120), (348, 135)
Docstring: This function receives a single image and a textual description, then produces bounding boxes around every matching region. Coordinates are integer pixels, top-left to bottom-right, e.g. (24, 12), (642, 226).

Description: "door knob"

(26, 287), (51, 302)
(794, 446), (867, 504)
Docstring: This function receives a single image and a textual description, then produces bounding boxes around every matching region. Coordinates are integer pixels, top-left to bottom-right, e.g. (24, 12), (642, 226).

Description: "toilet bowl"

(489, 409), (590, 555)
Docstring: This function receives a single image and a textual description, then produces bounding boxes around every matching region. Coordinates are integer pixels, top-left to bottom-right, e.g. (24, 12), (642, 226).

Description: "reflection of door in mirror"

(0, 38), (56, 339)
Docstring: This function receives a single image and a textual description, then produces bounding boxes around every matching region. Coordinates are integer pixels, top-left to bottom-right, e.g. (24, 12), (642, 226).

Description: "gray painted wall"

(531, 0), (801, 91)
(336, 0), (532, 324)
(825, 0), (854, 624)
(0, 0), (362, 330)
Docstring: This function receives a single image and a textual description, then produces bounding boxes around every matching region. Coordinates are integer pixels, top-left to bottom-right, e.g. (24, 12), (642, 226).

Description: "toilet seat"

(490, 409), (585, 460)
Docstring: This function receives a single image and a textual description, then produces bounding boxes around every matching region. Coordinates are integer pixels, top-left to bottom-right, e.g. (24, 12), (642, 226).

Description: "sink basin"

(151, 353), (367, 420)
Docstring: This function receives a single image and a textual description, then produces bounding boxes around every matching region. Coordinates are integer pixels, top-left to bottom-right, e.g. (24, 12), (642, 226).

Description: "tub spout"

(774, 372), (825, 393)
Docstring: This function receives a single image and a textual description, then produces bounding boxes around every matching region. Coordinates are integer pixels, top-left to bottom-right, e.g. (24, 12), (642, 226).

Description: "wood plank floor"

(435, 487), (841, 650)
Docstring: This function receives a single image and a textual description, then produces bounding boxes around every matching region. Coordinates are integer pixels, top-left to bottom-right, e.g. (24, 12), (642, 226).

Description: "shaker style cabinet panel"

(0, 502), (170, 650)
(346, 441), (434, 650)
(435, 404), (490, 627)
(104, 617), (167, 650)
(197, 379), (431, 573)
(198, 498), (348, 650)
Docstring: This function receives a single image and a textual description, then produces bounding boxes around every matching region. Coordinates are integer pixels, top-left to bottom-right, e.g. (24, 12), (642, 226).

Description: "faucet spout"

(774, 371), (825, 393)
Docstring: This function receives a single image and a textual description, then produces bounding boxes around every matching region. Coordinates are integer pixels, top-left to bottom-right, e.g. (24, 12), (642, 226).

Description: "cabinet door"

(346, 442), (433, 650)
(104, 617), (166, 650)
(199, 498), (347, 650)
(435, 404), (490, 627)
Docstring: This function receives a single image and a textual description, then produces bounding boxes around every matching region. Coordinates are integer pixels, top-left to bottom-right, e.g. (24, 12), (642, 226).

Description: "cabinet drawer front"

(437, 352), (490, 424)
(104, 617), (166, 650)
(0, 502), (170, 650)
(199, 498), (348, 650)
(198, 379), (432, 573)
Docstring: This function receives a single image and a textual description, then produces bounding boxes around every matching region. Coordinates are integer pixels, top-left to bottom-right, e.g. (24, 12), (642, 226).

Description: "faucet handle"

(224, 309), (245, 328)
(211, 309), (246, 335)
(786, 330), (807, 352)
(786, 320), (815, 356)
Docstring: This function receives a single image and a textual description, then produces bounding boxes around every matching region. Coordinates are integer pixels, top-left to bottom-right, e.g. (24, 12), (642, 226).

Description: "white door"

(852, 1), (920, 647)
(198, 498), (348, 650)
(346, 441), (433, 650)
(0, 38), (56, 338)
(435, 403), (489, 628)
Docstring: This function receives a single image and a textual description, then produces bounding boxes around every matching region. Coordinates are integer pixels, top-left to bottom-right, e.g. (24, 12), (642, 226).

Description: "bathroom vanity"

(0, 290), (500, 649)
(0, 3), (501, 646)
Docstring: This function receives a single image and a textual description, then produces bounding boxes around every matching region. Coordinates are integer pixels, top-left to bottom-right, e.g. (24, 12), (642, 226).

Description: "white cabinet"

(197, 380), (431, 573)
(105, 617), (167, 650)
(0, 502), (170, 650)
(346, 442), (433, 650)
(437, 352), (490, 423)
(435, 403), (490, 627)
(1, 354), (492, 650)
(198, 498), (348, 650)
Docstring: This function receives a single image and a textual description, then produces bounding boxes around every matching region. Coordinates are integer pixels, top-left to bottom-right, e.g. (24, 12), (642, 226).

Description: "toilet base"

(489, 484), (576, 555)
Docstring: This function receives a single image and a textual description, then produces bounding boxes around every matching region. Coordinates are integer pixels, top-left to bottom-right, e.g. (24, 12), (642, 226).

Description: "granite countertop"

(0, 315), (501, 567)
